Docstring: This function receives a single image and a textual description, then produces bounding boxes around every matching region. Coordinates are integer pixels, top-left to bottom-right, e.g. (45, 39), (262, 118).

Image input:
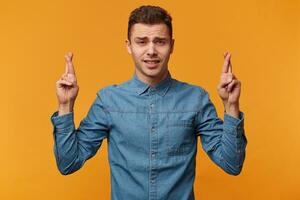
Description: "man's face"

(126, 23), (174, 82)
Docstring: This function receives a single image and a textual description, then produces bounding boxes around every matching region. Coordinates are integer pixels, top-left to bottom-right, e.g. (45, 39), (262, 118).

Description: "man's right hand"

(56, 52), (79, 116)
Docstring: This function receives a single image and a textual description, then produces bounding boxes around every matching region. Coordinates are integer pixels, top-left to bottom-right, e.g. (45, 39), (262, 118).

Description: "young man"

(51, 5), (247, 200)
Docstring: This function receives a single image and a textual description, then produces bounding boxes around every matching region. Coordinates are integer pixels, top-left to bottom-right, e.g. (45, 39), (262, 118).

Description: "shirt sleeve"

(195, 90), (247, 175)
(50, 91), (110, 175)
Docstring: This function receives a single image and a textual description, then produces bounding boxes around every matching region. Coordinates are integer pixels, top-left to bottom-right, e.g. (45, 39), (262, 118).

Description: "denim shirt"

(51, 71), (247, 200)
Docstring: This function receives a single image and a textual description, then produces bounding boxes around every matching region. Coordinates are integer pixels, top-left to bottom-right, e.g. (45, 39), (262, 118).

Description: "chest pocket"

(167, 119), (196, 156)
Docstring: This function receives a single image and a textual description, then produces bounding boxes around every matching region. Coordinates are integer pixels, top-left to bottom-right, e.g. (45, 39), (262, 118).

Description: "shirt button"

(151, 153), (155, 158)
(151, 127), (155, 132)
(150, 103), (154, 108)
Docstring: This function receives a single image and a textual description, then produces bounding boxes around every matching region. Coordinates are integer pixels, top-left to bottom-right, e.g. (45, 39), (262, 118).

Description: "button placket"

(150, 103), (154, 109)
(151, 127), (155, 132)
(148, 89), (158, 199)
(151, 152), (155, 158)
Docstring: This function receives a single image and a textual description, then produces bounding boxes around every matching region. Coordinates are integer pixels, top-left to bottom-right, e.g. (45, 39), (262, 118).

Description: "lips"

(143, 60), (160, 69)
(143, 60), (160, 64)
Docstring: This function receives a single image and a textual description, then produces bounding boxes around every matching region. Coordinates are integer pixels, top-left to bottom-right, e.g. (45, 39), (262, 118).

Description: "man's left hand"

(217, 52), (241, 119)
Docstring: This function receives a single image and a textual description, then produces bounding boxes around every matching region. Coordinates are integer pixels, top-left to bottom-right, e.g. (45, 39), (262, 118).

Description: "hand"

(56, 52), (79, 115)
(217, 52), (241, 118)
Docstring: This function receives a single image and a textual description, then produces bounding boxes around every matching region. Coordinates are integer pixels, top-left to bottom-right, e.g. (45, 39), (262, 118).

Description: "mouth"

(143, 59), (160, 68)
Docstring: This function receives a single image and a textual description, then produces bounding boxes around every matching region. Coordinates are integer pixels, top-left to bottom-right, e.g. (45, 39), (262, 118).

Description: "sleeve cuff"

(223, 112), (244, 136)
(51, 111), (75, 130)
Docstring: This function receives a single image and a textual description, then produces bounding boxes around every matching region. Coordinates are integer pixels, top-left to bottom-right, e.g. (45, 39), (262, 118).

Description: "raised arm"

(51, 53), (109, 175)
(196, 52), (247, 175)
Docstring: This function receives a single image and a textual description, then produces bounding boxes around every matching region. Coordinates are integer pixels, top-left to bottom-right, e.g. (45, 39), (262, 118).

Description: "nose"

(146, 42), (157, 57)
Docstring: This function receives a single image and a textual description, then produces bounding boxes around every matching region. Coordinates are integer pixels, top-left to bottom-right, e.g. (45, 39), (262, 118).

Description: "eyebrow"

(134, 37), (167, 40)
(135, 37), (147, 40)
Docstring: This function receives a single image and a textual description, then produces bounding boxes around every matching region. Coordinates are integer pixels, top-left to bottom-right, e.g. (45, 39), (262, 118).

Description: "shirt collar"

(130, 71), (173, 96)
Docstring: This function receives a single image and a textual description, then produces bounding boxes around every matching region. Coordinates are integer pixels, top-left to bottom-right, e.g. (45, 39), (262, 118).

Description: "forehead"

(130, 23), (170, 39)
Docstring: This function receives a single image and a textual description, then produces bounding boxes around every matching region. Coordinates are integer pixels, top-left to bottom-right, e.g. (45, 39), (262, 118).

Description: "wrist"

(224, 103), (240, 119)
(58, 102), (74, 116)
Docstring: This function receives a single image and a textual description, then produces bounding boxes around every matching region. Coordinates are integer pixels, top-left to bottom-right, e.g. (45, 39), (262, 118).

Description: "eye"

(156, 40), (166, 45)
(137, 41), (146, 44)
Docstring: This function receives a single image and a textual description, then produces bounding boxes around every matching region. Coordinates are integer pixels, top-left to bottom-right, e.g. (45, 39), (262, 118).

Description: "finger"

(219, 79), (231, 88)
(223, 52), (229, 58)
(227, 79), (239, 92)
(222, 52), (231, 73)
(65, 74), (77, 84)
(228, 55), (233, 73)
(64, 52), (75, 75)
(57, 79), (73, 87)
(219, 73), (234, 88)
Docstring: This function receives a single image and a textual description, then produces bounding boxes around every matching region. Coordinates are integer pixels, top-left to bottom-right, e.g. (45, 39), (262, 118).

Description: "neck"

(135, 70), (169, 87)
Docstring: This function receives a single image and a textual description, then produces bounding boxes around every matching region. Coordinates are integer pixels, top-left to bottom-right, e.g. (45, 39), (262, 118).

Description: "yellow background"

(1, 0), (299, 199)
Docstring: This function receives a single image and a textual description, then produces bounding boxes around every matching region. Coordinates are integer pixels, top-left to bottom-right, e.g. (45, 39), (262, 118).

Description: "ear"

(125, 39), (132, 54)
(170, 39), (175, 54)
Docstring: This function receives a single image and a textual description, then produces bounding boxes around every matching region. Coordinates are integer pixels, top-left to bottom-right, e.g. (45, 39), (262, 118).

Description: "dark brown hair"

(127, 5), (173, 41)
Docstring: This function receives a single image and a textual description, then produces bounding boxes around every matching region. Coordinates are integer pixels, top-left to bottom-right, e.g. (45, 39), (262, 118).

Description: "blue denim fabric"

(51, 71), (247, 200)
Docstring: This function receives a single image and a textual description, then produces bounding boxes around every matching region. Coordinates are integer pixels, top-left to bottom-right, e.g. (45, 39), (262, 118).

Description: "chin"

(143, 68), (162, 77)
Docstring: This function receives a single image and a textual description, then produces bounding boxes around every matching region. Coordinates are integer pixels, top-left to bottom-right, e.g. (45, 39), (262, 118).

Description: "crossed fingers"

(219, 52), (240, 93)
(56, 52), (77, 88)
